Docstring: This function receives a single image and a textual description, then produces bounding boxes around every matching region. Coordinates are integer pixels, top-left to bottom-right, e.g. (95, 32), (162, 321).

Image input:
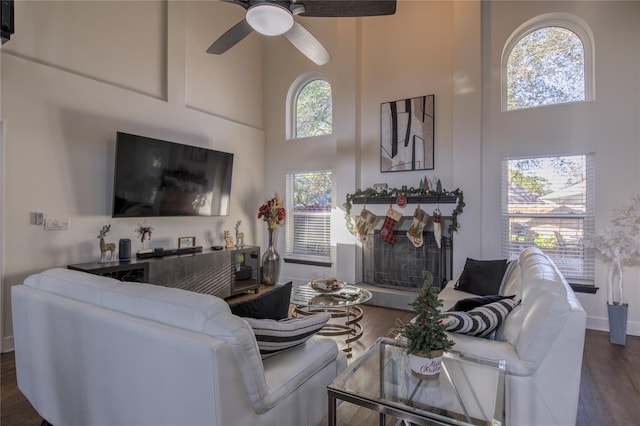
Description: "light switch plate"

(32, 212), (44, 225)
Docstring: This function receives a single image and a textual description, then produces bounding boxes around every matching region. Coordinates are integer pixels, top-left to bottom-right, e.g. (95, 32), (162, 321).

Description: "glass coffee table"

(291, 284), (372, 358)
(328, 337), (506, 426)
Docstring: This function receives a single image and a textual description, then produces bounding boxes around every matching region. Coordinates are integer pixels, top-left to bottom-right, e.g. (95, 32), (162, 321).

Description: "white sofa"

(438, 247), (587, 426)
(12, 268), (347, 426)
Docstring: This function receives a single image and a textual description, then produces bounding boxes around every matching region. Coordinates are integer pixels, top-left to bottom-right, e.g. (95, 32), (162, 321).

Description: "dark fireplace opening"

(362, 227), (452, 292)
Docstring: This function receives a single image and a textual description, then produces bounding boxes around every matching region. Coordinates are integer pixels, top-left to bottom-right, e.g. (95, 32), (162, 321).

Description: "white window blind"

(285, 171), (332, 262)
(502, 153), (595, 285)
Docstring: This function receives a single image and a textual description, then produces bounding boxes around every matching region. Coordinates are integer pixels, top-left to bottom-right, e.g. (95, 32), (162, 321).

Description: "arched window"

(502, 14), (594, 111)
(286, 73), (332, 140)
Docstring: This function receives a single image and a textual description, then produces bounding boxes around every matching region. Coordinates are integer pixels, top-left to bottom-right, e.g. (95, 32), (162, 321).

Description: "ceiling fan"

(206, 0), (397, 66)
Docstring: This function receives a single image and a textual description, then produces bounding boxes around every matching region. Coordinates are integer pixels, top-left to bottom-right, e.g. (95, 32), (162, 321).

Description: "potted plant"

(584, 195), (640, 345)
(401, 271), (454, 380)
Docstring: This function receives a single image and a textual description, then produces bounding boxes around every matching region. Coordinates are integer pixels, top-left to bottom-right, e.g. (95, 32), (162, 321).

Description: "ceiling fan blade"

(284, 21), (332, 65)
(298, 0), (396, 17)
(206, 19), (254, 54)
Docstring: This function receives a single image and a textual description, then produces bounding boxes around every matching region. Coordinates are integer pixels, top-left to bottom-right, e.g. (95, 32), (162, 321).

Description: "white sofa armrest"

(447, 332), (534, 376)
(261, 336), (341, 410)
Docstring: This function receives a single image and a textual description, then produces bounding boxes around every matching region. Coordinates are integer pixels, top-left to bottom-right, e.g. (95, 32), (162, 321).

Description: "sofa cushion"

(448, 295), (515, 312)
(494, 303), (526, 344)
(455, 258), (508, 296)
(518, 251), (568, 307)
(499, 259), (521, 297)
(244, 314), (330, 358)
(443, 298), (519, 338)
(229, 282), (292, 320)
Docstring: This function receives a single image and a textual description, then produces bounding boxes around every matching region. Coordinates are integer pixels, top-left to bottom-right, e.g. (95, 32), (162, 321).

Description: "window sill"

(284, 258), (332, 267)
(569, 284), (599, 294)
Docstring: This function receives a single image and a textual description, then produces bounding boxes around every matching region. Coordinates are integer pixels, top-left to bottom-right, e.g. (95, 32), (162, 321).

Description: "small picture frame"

(178, 236), (196, 249)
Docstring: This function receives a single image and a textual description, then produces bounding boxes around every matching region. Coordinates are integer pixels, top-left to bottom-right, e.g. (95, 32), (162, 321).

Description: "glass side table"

(291, 284), (372, 358)
(328, 337), (506, 425)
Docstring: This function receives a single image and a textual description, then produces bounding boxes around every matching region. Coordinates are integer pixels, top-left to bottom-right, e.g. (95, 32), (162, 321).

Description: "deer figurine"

(98, 225), (117, 263)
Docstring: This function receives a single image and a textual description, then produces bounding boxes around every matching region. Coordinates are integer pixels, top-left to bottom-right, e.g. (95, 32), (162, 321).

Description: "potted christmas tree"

(402, 271), (454, 380)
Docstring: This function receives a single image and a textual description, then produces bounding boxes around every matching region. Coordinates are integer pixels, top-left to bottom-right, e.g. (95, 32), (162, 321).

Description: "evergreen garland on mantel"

(343, 187), (465, 235)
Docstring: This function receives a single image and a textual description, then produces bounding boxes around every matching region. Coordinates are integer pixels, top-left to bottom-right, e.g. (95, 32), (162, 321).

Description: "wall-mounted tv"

(112, 132), (233, 217)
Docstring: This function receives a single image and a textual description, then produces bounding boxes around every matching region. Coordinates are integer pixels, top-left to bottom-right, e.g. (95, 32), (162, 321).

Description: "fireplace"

(361, 222), (452, 292)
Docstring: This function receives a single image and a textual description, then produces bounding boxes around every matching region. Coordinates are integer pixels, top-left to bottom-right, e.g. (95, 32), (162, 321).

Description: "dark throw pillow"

(455, 258), (508, 296)
(448, 295), (515, 312)
(229, 282), (292, 320)
(244, 314), (330, 359)
(443, 298), (519, 338)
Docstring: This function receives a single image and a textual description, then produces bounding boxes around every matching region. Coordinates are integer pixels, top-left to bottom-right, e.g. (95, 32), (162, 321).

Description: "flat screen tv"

(112, 132), (233, 217)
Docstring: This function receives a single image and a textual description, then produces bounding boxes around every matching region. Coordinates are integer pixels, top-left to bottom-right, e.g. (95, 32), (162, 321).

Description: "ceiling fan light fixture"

(246, 3), (294, 36)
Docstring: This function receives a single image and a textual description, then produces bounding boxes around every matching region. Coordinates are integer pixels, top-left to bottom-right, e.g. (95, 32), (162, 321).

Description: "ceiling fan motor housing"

(246, 3), (294, 36)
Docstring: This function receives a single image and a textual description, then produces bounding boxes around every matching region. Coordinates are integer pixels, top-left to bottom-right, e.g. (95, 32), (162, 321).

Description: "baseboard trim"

(587, 316), (640, 337)
(2, 335), (14, 353)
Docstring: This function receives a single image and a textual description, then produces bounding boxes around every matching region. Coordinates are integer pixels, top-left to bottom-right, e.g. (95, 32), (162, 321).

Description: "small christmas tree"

(402, 271), (454, 355)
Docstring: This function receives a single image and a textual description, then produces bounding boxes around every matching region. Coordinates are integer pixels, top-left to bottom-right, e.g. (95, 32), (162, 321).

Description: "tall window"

(285, 170), (333, 263)
(502, 153), (595, 285)
(296, 79), (332, 138)
(503, 14), (594, 111)
(286, 73), (332, 140)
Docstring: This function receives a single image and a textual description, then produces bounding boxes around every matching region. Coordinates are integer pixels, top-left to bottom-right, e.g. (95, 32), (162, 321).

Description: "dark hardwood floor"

(2, 296), (639, 425)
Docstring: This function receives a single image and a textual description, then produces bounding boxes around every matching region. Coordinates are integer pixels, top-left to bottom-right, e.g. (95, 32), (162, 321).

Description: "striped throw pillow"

(244, 314), (330, 359)
(442, 298), (519, 338)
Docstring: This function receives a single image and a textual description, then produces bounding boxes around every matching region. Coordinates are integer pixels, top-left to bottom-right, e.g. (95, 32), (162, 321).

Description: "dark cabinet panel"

(68, 246), (260, 299)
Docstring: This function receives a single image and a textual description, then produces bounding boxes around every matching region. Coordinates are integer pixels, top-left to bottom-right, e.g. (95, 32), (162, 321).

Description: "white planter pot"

(408, 350), (443, 380)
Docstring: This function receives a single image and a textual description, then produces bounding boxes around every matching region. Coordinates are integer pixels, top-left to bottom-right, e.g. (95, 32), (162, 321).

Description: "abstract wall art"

(380, 94), (434, 172)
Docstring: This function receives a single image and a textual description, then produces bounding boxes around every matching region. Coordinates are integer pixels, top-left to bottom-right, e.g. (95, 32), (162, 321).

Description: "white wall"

(263, 1), (640, 336)
(0, 0), (266, 347)
(481, 1), (640, 335)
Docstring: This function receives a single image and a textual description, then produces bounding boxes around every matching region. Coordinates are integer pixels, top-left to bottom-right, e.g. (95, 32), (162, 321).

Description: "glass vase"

(262, 227), (281, 286)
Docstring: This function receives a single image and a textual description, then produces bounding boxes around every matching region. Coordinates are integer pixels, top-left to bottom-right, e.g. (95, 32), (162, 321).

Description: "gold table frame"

(291, 284), (372, 358)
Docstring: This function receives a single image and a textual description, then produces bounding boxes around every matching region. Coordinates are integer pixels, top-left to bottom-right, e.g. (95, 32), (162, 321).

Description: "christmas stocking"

(433, 208), (442, 249)
(380, 206), (402, 245)
(355, 208), (377, 243)
(407, 207), (429, 248)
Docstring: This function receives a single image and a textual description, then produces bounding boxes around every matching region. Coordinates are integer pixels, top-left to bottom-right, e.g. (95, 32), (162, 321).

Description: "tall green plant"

(402, 271), (454, 355)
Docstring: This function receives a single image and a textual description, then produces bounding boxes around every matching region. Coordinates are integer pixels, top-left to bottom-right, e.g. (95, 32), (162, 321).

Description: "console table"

(68, 246), (261, 299)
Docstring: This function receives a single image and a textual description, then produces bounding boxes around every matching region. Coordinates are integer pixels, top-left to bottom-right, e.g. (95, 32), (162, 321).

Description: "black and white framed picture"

(178, 236), (196, 248)
(380, 94), (434, 172)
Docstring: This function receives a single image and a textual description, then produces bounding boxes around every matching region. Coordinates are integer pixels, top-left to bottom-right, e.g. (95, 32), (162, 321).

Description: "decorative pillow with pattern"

(442, 298), (519, 338)
(243, 314), (330, 359)
(448, 295), (515, 312)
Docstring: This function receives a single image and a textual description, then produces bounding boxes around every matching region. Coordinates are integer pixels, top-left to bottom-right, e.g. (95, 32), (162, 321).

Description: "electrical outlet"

(44, 218), (70, 230)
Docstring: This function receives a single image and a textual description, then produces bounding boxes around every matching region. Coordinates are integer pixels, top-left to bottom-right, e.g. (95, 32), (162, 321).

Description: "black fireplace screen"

(362, 229), (452, 291)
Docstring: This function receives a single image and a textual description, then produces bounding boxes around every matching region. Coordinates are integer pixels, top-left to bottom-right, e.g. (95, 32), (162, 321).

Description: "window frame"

(285, 72), (332, 140)
(501, 152), (596, 287)
(284, 169), (333, 265)
(501, 13), (595, 112)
